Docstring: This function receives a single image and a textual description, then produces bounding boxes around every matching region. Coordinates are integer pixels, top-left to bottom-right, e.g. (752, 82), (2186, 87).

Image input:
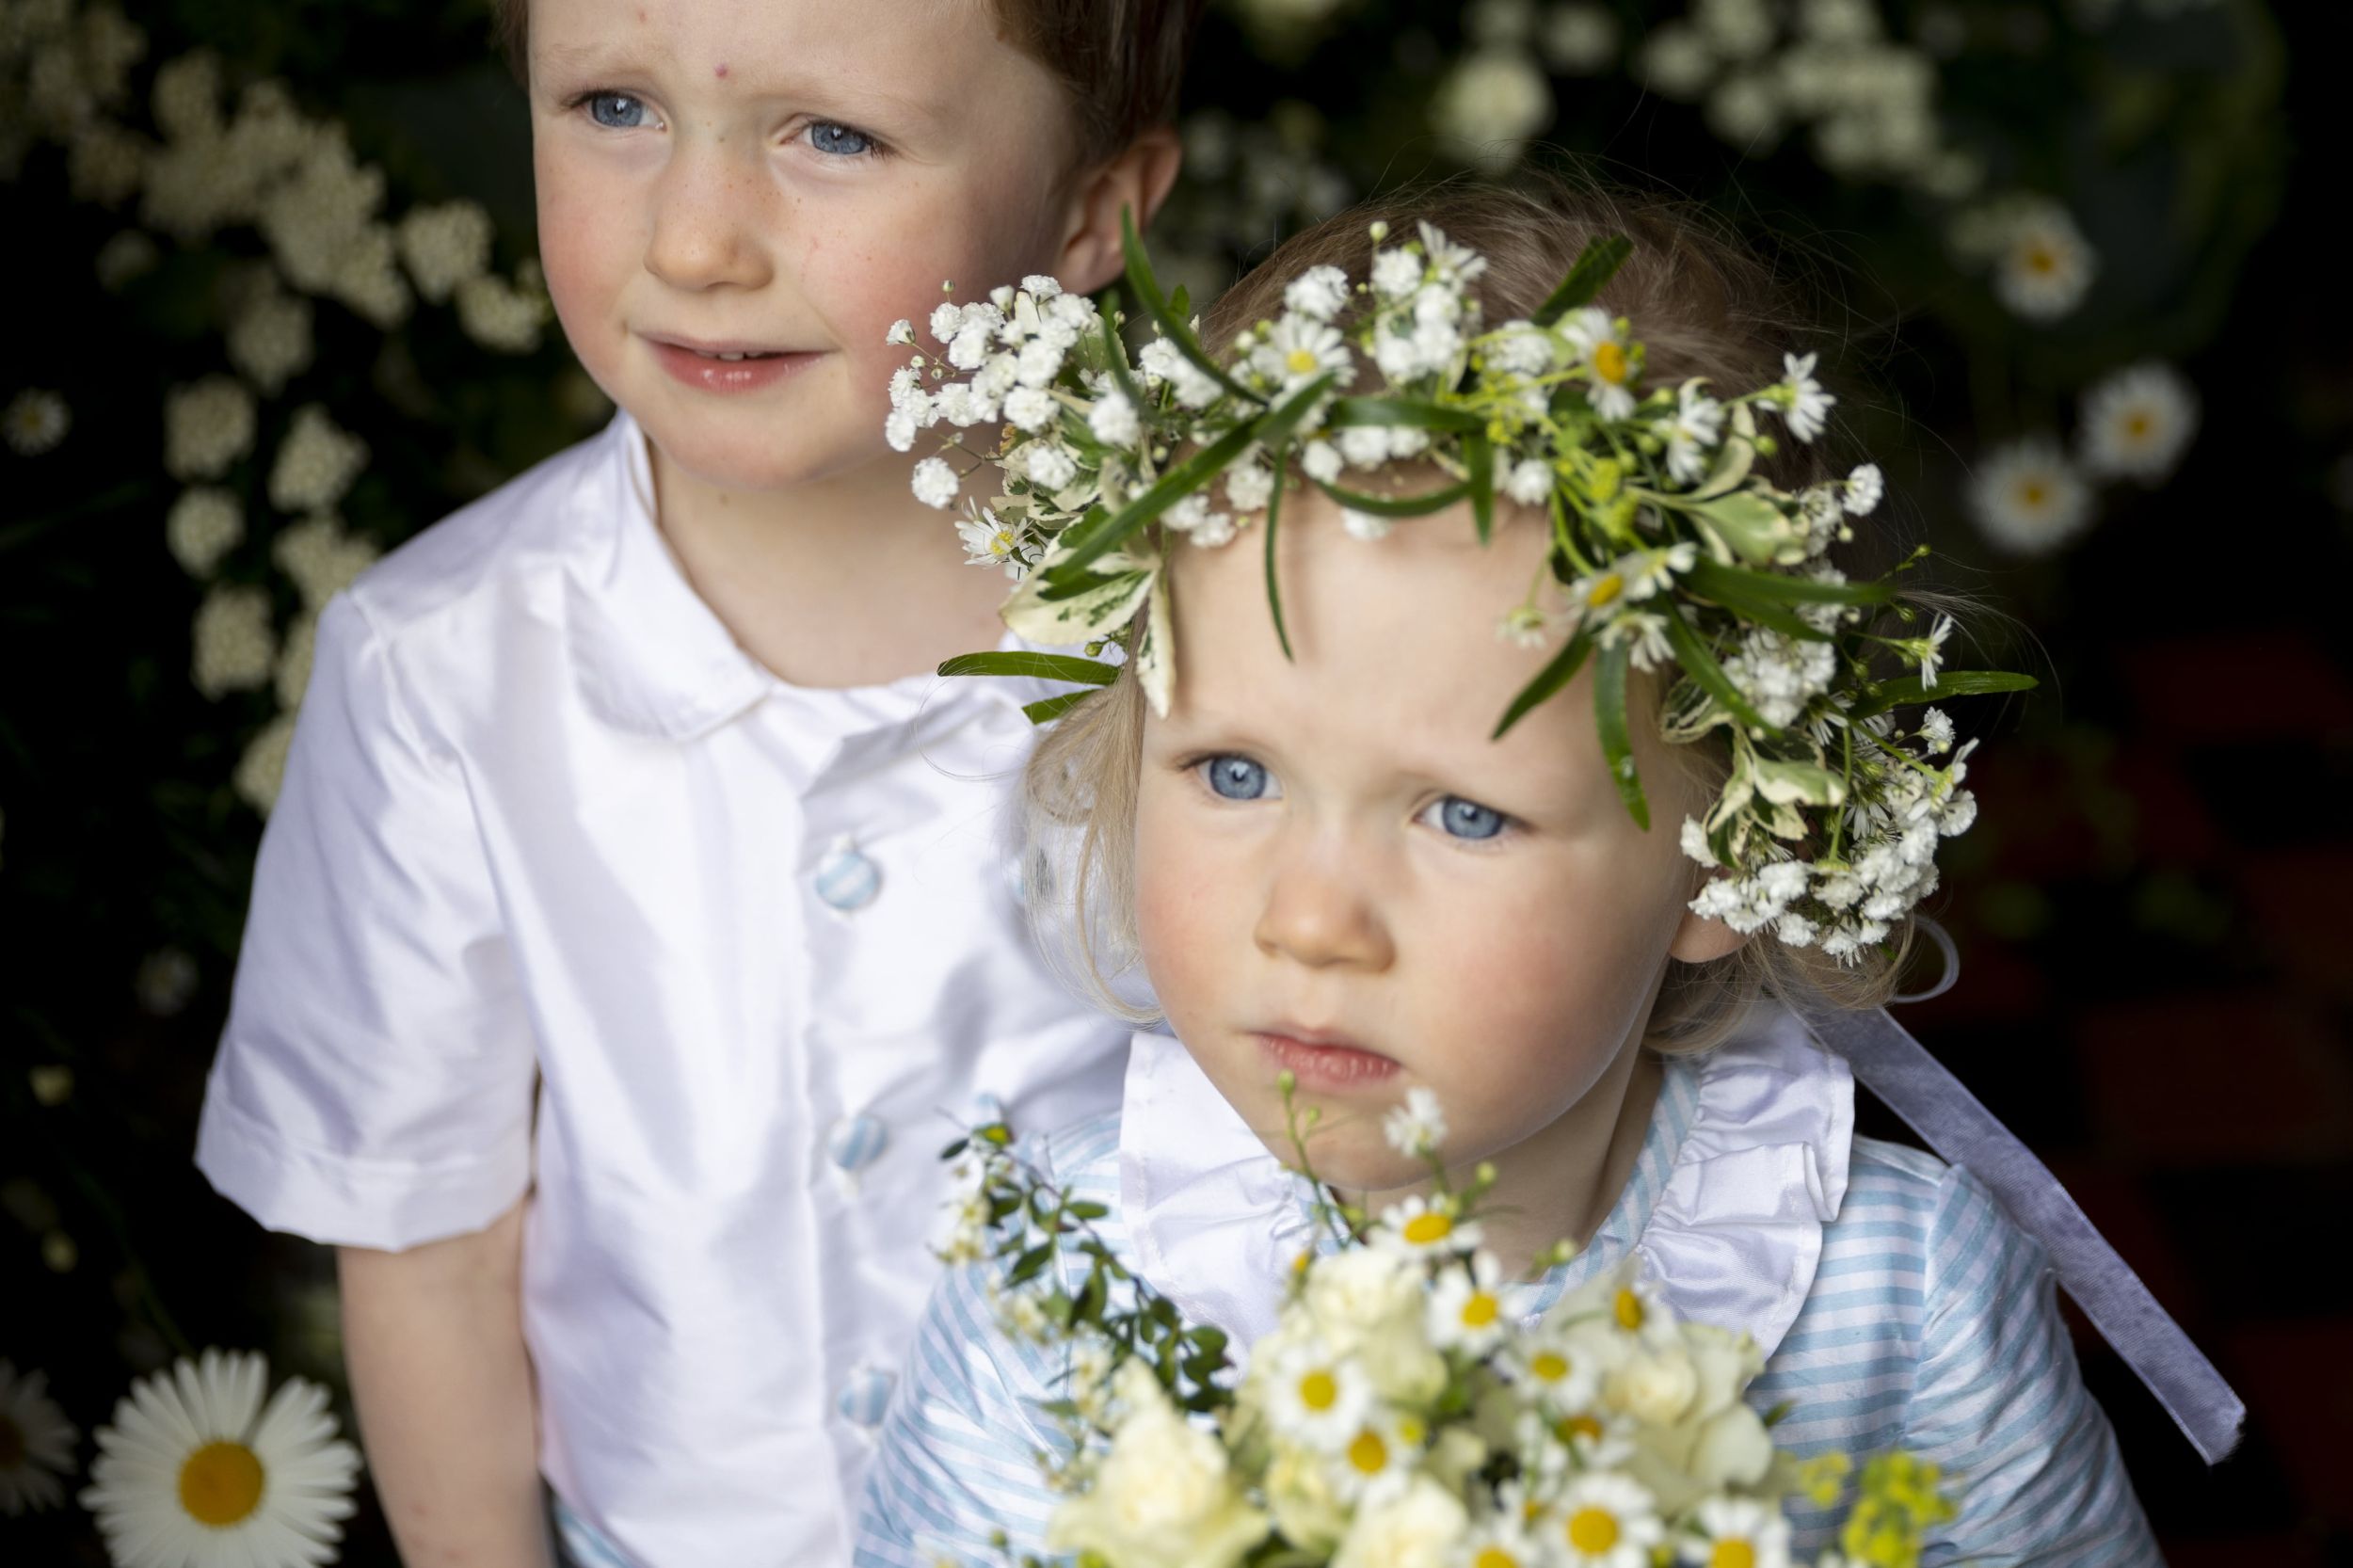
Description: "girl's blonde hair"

(1024, 175), (1914, 1050)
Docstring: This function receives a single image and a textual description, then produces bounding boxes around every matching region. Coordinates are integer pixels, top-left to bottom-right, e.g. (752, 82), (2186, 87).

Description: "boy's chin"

(646, 421), (885, 496)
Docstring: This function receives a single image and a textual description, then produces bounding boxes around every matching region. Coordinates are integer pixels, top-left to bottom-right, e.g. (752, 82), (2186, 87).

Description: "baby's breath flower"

(166, 488), (244, 577)
(192, 584), (277, 697)
(911, 456), (960, 509)
(1370, 247), (1424, 300)
(163, 376), (256, 479)
(2077, 362), (2199, 483)
(1968, 437), (2091, 555)
(267, 406), (368, 514)
(1655, 381), (1724, 484)
(1913, 707), (1956, 756)
(1340, 507), (1390, 541)
(228, 287), (314, 394)
(1771, 351), (1834, 442)
(1089, 391), (1140, 446)
(3, 389), (70, 455)
(1283, 264), (1352, 322)
(1843, 461), (1884, 515)
(885, 318), (915, 346)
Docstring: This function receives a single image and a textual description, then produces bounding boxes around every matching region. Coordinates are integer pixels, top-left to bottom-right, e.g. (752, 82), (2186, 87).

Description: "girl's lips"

(647, 339), (822, 394)
(1256, 1032), (1401, 1090)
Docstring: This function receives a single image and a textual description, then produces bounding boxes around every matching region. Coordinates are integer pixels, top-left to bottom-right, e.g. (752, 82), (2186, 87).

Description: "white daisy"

(1371, 1194), (1482, 1258)
(1383, 1086), (1449, 1156)
(1507, 1331), (1602, 1414)
(1263, 1340), (1375, 1451)
(1993, 201), (2096, 321)
(4, 389), (71, 455)
(1771, 352), (1835, 442)
(1683, 1496), (1793, 1568)
(1561, 308), (1640, 420)
(2077, 362), (2199, 483)
(1426, 1252), (1510, 1355)
(81, 1349), (360, 1568)
(1329, 1407), (1428, 1505)
(1967, 437), (2092, 555)
(1656, 381), (1724, 484)
(1417, 221), (1489, 286)
(1554, 1471), (1663, 1568)
(1497, 602), (1551, 649)
(1255, 313), (1353, 393)
(0, 1360), (78, 1514)
(956, 511), (1030, 576)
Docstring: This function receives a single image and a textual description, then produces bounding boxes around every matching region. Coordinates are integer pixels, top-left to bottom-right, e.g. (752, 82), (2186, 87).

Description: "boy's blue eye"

(1431, 795), (1507, 841)
(1202, 755), (1273, 801)
(808, 120), (876, 156)
(585, 91), (648, 130)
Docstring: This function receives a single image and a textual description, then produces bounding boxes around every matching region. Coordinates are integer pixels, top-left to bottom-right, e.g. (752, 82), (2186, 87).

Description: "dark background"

(3, 0), (2347, 1561)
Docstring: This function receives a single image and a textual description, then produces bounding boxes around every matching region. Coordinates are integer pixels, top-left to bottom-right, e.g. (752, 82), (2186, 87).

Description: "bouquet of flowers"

(887, 214), (2033, 964)
(937, 1089), (1954, 1568)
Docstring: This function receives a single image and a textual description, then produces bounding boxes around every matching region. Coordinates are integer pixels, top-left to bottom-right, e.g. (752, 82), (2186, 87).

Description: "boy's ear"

(1054, 126), (1186, 296)
(1667, 904), (1748, 966)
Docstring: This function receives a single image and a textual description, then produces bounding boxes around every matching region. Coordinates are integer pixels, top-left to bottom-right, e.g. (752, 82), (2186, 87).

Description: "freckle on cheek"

(714, 62), (728, 77)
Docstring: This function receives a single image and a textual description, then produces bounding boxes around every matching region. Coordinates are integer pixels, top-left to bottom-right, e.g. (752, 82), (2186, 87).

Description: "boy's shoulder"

(344, 414), (634, 643)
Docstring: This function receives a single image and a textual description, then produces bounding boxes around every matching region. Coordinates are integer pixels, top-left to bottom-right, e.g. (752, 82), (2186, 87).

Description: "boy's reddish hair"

(491, 0), (1202, 164)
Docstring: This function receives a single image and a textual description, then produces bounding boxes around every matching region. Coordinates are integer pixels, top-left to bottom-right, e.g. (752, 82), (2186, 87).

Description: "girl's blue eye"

(1432, 795), (1507, 841)
(808, 120), (876, 156)
(1202, 755), (1273, 801)
(586, 91), (648, 130)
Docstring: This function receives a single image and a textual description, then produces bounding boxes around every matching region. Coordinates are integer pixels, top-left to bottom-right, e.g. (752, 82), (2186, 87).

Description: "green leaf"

(1312, 475), (1472, 518)
(1002, 565), (1153, 647)
(1660, 605), (1777, 734)
(938, 1137), (968, 1160)
(1007, 1243), (1052, 1286)
(1683, 558), (1895, 607)
(1066, 1200), (1110, 1221)
(1493, 625), (1594, 739)
(1099, 302), (1146, 413)
(1264, 441), (1294, 661)
(1121, 208), (1254, 405)
(1685, 492), (1798, 565)
(1022, 690), (1095, 725)
(1753, 758), (1848, 807)
(1326, 396), (1486, 434)
(1465, 429), (1495, 545)
(1530, 233), (1635, 328)
(1593, 639), (1648, 829)
(1848, 669), (2039, 718)
(938, 651), (1119, 685)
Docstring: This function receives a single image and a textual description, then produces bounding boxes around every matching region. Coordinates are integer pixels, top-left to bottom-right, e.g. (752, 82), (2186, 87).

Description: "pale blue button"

(828, 1113), (888, 1173)
(838, 1367), (896, 1428)
(813, 838), (881, 912)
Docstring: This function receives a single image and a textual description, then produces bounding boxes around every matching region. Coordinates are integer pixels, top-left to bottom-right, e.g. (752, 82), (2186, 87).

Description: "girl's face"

(1134, 490), (1739, 1197)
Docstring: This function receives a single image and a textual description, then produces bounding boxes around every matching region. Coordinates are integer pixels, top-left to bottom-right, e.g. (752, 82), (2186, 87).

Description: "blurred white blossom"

(1968, 437), (2092, 555)
(1431, 48), (1554, 167)
(267, 404), (367, 513)
(166, 487), (244, 576)
(3, 389), (70, 455)
(234, 712), (297, 813)
(227, 284), (314, 393)
(272, 514), (377, 609)
(191, 584), (277, 697)
(396, 200), (493, 303)
(2077, 362), (2198, 483)
(163, 376), (256, 479)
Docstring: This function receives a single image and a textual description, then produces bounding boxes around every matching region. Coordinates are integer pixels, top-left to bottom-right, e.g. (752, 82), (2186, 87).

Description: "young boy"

(194, 2), (1197, 1564)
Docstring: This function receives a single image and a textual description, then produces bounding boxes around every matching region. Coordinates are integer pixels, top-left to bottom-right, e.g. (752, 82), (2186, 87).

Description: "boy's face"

(1133, 491), (1733, 1196)
(529, 0), (1085, 492)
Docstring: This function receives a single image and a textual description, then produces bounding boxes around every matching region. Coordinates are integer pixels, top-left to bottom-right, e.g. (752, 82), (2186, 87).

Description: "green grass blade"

(1326, 396), (1487, 434)
(1264, 445), (1293, 661)
(1660, 605), (1776, 733)
(1121, 208), (1255, 405)
(1593, 639), (1649, 829)
(1312, 476), (1473, 518)
(1530, 234), (1635, 328)
(1465, 430), (1495, 545)
(1492, 625), (1594, 738)
(1021, 690), (1096, 724)
(1848, 669), (2039, 718)
(938, 651), (1120, 684)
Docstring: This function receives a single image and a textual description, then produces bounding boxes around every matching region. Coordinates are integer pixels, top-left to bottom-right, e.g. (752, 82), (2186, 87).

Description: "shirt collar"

(1118, 1003), (1852, 1360)
(561, 411), (1037, 745)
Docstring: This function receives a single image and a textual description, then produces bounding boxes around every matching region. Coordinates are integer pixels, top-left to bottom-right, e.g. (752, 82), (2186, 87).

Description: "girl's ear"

(1054, 126), (1185, 296)
(1668, 904), (1748, 965)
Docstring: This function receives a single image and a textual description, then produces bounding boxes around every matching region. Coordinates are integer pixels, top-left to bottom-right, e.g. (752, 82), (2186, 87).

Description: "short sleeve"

(1901, 1166), (2161, 1566)
(196, 592), (536, 1251)
(853, 1257), (1075, 1568)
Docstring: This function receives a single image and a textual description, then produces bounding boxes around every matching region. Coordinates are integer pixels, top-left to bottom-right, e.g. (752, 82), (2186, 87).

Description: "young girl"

(853, 184), (2159, 1564)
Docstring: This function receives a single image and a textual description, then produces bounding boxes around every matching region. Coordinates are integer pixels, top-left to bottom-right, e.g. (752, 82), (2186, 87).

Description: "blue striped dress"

(855, 1025), (2158, 1566)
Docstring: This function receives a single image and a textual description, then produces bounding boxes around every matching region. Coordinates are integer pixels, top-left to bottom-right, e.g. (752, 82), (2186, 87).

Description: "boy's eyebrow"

(531, 39), (954, 130)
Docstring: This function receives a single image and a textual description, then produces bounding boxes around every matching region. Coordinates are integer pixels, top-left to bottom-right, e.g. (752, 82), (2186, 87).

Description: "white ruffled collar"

(1118, 1004), (1853, 1359)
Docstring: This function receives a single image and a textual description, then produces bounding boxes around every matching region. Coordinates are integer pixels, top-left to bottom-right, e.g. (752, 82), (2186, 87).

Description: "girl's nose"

(1253, 840), (1395, 973)
(645, 136), (774, 294)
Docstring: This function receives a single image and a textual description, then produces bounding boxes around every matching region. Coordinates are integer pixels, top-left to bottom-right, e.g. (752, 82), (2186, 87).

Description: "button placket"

(811, 834), (881, 915)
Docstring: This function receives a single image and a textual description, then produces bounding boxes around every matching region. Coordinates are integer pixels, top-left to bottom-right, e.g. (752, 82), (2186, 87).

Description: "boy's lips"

(1254, 1027), (1400, 1091)
(643, 334), (824, 394)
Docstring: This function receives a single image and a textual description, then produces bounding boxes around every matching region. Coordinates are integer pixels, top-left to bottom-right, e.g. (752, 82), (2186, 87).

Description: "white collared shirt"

(197, 412), (1128, 1567)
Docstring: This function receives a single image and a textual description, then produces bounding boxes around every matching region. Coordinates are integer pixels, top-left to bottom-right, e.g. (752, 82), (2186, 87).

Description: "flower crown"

(886, 214), (2033, 960)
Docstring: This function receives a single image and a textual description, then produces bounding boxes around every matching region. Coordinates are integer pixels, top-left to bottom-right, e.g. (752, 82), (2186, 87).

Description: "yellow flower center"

(1556, 1413), (1604, 1445)
(1567, 1507), (1621, 1553)
(2125, 412), (2151, 439)
(178, 1440), (265, 1528)
(1593, 341), (1628, 385)
(1461, 1292), (1500, 1328)
(1475, 1549), (1522, 1568)
(1614, 1287), (1645, 1330)
(2025, 244), (2057, 276)
(1529, 1351), (1570, 1382)
(1298, 1370), (1339, 1412)
(2018, 480), (2048, 509)
(1585, 572), (1624, 609)
(1710, 1540), (1758, 1568)
(1347, 1428), (1389, 1475)
(1402, 1211), (1453, 1245)
(1286, 347), (1321, 375)
(0, 1412), (26, 1468)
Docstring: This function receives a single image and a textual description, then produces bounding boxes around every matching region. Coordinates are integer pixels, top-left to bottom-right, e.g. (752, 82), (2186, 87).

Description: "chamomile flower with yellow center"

(1993, 202), (2096, 321)
(2077, 362), (2199, 483)
(1655, 381), (1725, 485)
(1383, 1085), (1449, 1157)
(1264, 1340), (1376, 1451)
(1508, 1332), (1601, 1414)
(1427, 1252), (1511, 1354)
(1555, 1472), (1664, 1568)
(1329, 1407), (1427, 1505)
(1372, 1194), (1482, 1259)
(1684, 1496), (1793, 1568)
(1968, 437), (2092, 556)
(1462, 1515), (1545, 1568)
(81, 1349), (360, 1568)
(1561, 308), (1641, 420)
(956, 509), (1031, 579)
(1, 1359), (78, 1515)
(4, 389), (71, 456)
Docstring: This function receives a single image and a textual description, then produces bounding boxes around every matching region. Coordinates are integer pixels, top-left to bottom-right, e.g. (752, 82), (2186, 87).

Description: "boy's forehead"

(530, 0), (1020, 87)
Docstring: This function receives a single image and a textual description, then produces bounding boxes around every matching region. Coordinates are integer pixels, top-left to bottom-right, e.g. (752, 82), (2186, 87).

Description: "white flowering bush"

(940, 1096), (1954, 1568)
(904, 218), (2027, 959)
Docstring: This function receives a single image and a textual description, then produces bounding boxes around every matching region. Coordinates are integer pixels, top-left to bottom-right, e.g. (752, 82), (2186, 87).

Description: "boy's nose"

(1253, 838), (1395, 973)
(645, 138), (775, 294)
